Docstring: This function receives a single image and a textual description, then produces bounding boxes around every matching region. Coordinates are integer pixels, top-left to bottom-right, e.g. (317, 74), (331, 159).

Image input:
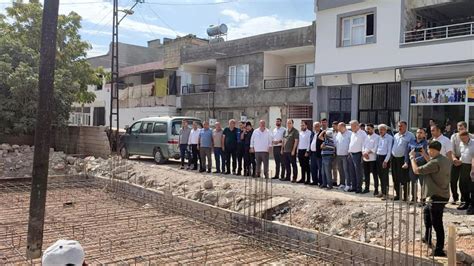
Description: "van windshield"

(172, 120), (202, 135)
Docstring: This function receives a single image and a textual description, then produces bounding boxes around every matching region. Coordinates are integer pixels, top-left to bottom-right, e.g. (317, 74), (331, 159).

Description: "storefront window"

(410, 105), (465, 131)
(410, 80), (468, 132)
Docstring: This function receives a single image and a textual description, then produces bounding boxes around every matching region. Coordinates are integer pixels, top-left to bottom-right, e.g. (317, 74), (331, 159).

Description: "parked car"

(119, 116), (202, 164)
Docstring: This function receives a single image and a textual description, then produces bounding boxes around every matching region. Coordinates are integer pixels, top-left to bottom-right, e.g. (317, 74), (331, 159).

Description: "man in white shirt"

(450, 121), (472, 205)
(272, 118), (286, 179)
(431, 124), (453, 158)
(188, 121), (201, 170)
(297, 121), (311, 184)
(362, 123), (380, 195)
(348, 120), (367, 193)
(456, 131), (473, 213)
(376, 124), (393, 200)
(250, 120), (273, 179)
(334, 122), (352, 190)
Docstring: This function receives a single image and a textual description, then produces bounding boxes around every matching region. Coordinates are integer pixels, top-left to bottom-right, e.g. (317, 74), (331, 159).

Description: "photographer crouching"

(409, 141), (451, 257)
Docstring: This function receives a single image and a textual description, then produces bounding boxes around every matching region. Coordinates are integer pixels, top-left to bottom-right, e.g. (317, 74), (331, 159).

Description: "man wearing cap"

(42, 239), (85, 266)
(410, 141), (451, 257)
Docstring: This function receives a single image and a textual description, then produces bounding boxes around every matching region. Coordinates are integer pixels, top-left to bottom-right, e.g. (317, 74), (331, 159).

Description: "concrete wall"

(263, 54), (286, 79)
(88, 42), (164, 69)
(181, 24), (315, 63)
(54, 126), (111, 158)
(314, 0), (474, 75)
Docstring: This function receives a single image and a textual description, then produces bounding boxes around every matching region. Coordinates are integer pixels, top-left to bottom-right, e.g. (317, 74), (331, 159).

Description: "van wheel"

(120, 146), (129, 159)
(153, 148), (166, 164)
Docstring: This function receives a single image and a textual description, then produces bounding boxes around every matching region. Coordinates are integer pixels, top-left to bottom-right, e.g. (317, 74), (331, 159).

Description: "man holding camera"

(410, 141), (451, 257)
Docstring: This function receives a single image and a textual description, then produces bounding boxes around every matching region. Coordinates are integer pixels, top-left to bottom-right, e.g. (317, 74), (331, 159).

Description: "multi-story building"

(72, 35), (208, 128)
(313, 0), (474, 130)
(178, 24), (316, 130)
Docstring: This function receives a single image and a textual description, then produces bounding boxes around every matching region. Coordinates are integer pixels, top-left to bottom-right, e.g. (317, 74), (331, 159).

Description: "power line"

(145, 0), (237, 5)
(146, 2), (180, 37)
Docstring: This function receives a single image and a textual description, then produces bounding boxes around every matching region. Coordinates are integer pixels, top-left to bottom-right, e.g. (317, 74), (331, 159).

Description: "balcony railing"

(403, 21), (474, 43)
(181, 84), (216, 94)
(264, 76), (314, 90)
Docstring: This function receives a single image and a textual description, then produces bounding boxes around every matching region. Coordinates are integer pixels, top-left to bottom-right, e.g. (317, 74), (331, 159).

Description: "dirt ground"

(100, 157), (474, 259)
(1, 145), (473, 260)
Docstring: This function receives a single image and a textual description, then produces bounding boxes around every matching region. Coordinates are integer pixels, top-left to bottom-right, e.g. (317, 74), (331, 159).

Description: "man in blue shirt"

(198, 121), (214, 173)
(404, 128), (429, 202)
(392, 121), (415, 201)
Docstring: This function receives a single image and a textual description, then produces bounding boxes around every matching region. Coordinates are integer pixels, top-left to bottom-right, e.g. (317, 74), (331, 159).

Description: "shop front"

(403, 62), (474, 132)
(409, 78), (473, 132)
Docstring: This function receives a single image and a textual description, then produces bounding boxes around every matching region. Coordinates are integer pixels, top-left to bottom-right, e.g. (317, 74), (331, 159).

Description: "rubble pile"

(0, 143), (84, 178)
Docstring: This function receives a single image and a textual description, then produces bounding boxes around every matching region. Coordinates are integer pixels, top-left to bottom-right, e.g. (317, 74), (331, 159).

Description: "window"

(341, 13), (375, 47)
(287, 63), (315, 87)
(141, 122), (154, 133)
(228, 64), (249, 88)
(130, 122), (142, 134)
(153, 122), (167, 133)
(328, 86), (352, 123)
(358, 83), (401, 128)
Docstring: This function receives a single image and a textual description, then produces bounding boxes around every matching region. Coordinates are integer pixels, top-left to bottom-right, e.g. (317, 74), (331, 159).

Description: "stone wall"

(54, 126), (111, 158)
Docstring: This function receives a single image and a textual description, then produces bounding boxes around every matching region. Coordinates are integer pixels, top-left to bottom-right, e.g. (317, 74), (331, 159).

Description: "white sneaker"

(344, 186), (351, 192)
(339, 184), (345, 190)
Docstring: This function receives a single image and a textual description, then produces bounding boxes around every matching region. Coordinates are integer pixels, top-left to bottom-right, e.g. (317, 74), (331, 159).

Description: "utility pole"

(109, 0), (119, 152)
(109, 0), (143, 153)
(26, 0), (60, 259)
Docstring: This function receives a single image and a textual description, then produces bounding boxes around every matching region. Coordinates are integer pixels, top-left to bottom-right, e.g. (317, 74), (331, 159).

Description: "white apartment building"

(313, 0), (474, 130)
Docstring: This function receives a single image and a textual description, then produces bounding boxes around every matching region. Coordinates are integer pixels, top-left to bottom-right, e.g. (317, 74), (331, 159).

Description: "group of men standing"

(178, 117), (474, 257)
(179, 118), (473, 213)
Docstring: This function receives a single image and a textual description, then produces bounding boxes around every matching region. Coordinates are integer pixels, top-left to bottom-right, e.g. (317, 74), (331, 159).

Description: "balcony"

(181, 84), (216, 94)
(404, 21), (474, 43)
(264, 76), (314, 90)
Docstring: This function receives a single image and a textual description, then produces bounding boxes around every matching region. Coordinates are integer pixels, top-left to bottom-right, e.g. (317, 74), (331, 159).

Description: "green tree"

(0, 3), (101, 134)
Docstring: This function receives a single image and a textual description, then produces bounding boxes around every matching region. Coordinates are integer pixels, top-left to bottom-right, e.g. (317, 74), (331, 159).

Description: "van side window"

(153, 122), (167, 133)
(130, 122), (142, 134)
(141, 122), (154, 133)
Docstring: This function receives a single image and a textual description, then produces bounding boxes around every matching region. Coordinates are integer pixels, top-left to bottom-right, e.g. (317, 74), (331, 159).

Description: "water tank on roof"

(207, 24), (228, 37)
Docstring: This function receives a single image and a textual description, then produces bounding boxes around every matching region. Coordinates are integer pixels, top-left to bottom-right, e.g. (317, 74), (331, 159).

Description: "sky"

(0, 0), (315, 57)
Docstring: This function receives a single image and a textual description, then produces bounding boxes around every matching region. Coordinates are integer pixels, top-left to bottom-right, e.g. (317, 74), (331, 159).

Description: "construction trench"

(0, 159), (444, 265)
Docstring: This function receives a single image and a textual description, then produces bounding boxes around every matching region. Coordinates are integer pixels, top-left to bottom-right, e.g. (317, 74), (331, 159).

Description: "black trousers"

(460, 163), (472, 205)
(236, 143), (244, 174)
(283, 152), (298, 181)
(424, 197), (448, 253)
(376, 155), (390, 196)
(451, 165), (461, 202)
(244, 147), (256, 176)
(273, 146), (285, 178)
(298, 149), (310, 183)
(224, 146), (237, 173)
(363, 160), (378, 191)
(391, 156), (408, 200)
(189, 144), (199, 169)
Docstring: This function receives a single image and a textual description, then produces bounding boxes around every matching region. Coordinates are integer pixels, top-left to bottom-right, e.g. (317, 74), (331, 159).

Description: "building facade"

(72, 35), (208, 128)
(314, 0), (474, 130)
(179, 24), (316, 130)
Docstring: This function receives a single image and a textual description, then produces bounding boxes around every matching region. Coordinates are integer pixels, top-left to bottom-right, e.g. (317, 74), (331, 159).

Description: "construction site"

(1, 146), (473, 264)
